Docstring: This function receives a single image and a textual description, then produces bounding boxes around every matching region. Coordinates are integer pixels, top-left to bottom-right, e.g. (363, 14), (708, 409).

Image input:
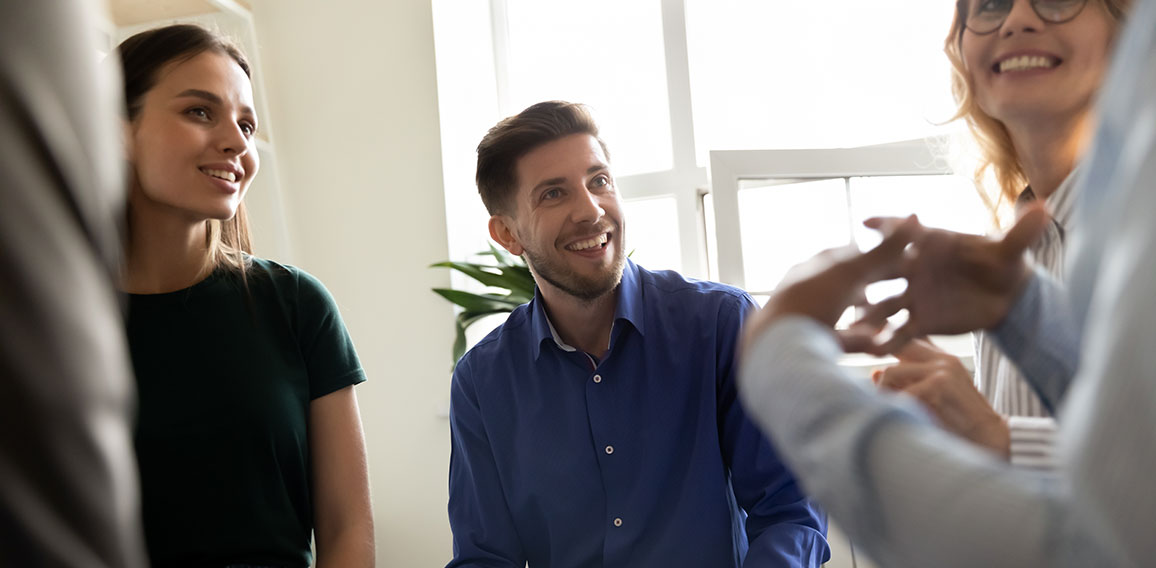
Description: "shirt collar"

(1016, 164), (1081, 232)
(530, 258), (647, 360)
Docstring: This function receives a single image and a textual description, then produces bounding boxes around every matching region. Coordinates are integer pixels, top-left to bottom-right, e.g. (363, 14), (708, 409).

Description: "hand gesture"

(874, 339), (1009, 457)
(859, 205), (1050, 353)
(741, 216), (919, 353)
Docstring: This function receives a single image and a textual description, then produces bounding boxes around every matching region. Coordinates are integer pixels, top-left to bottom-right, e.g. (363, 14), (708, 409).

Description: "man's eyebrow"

(174, 89), (255, 116)
(531, 177), (567, 193)
(587, 164), (608, 175)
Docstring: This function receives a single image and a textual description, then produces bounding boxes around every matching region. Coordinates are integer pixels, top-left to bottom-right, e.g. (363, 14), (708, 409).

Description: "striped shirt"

(973, 169), (1078, 469)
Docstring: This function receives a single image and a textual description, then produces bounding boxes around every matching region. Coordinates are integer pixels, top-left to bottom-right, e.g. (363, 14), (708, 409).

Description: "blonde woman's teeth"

(999, 55), (1056, 73)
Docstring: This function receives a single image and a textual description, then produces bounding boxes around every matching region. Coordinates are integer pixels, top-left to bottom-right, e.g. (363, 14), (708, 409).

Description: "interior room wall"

(250, 0), (455, 564)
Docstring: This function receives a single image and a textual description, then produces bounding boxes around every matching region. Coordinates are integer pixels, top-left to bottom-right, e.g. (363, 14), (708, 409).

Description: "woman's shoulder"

(244, 255), (338, 307)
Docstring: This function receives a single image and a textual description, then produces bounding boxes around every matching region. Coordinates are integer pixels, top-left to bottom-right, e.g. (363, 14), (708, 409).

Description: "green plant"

(431, 244), (536, 364)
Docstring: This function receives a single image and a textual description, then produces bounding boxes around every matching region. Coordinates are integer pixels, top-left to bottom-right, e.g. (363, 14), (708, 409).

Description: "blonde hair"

(944, 0), (1130, 222)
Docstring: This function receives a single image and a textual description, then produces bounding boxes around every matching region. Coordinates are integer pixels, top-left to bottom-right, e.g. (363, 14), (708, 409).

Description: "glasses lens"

(966, 0), (1012, 34)
(1033, 0), (1087, 22)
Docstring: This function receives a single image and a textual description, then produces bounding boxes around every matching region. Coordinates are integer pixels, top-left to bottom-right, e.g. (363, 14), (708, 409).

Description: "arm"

(735, 226), (1120, 566)
(987, 270), (1080, 412)
(446, 358), (526, 568)
(717, 296), (829, 567)
(310, 386), (374, 567)
(740, 319), (1074, 568)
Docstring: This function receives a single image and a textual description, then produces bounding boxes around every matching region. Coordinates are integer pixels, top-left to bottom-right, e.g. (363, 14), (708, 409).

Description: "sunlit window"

(685, 0), (960, 162)
(503, 0), (673, 176)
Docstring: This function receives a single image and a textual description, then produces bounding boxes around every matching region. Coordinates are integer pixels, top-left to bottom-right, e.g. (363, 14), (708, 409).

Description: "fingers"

(875, 361), (939, 391)
(873, 319), (920, 355)
(892, 338), (942, 363)
(864, 214), (922, 235)
(854, 215), (918, 282)
(854, 293), (907, 331)
(1000, 204), (1050, 259)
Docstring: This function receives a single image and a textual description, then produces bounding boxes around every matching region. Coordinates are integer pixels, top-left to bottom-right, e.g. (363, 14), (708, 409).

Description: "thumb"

(1000, 204), (1049, 259)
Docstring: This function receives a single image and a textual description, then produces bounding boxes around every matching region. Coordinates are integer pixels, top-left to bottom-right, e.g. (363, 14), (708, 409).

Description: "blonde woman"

(118, 25), (373, 567)
(873, 0), (1130, 468)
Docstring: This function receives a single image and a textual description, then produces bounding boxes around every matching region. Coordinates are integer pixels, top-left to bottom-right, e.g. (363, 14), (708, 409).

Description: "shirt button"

(613, 517), (623, 527)
(605, 445), (614, 455)
(593, 374), (602, 383)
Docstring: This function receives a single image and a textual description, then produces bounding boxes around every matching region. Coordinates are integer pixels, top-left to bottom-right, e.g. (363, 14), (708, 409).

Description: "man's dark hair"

(475, 101), (610, 215)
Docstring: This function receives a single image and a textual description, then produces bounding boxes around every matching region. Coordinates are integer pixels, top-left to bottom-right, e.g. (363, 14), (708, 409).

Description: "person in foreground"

(447, 101), (828, 567)
(117, 25), (373, 567)
(736, 0), (1156, 564)
(1, 0), (145, 565)
(872, 0), (1129, 470)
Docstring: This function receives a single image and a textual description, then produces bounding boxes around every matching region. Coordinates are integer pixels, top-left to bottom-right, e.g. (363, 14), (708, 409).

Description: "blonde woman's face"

(960, 0), (1114, 126)
(130, 51), (260, 223)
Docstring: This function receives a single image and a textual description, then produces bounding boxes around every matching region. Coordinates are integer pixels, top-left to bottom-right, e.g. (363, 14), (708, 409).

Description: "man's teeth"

(999, 55), (1056, 73)
(567, 233), (608, 251)
(202, 168), (237, 182)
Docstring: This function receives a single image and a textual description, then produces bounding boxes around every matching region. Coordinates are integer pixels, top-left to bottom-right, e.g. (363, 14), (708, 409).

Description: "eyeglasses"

(958, 0), (1090, 35)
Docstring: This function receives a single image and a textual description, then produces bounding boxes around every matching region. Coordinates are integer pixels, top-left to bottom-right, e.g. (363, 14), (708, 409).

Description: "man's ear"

(489, 215), (524, 256)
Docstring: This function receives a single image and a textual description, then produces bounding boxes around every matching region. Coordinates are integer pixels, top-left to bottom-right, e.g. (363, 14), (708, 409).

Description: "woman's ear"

(488, 215), (524, 256)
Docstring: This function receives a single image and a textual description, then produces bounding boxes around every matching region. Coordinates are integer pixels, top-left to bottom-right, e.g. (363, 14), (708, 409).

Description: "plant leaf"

(432, 288), (522, 312)
(430, 261), (535, 298)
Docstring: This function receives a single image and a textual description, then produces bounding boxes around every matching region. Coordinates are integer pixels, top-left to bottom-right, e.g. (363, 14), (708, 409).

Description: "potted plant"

(431, 244), (536, 364)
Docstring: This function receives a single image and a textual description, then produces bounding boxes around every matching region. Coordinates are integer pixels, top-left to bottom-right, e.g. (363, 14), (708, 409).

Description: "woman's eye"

(976, 0), (1009, 13)
(542, 188), (562, 201)
(186, 107), (210, 120)
(240, 122), (256, 137)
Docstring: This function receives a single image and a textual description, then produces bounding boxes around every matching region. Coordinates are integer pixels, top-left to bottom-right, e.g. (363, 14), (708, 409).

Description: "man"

(0, 0), (146, 566)
(447, 101), (829, 567)
(736, 1), (1156, 565)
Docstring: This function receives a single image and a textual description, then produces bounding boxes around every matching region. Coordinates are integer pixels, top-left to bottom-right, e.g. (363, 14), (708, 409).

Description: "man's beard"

(523, 242), (626, 302)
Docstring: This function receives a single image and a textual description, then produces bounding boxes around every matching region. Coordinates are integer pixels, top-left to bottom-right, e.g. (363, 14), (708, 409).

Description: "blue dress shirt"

(448, 260), (829, 567)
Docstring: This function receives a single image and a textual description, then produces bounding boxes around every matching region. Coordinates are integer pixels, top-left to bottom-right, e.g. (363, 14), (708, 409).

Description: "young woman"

(117, 25), (374, 567)
(873, 0), (1129, 466)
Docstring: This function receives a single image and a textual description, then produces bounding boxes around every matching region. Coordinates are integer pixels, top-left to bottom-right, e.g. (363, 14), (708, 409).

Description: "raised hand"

(874, 339), (1010, 457)
(857, 205), (1050, 353)
(741, 216), (919, 353)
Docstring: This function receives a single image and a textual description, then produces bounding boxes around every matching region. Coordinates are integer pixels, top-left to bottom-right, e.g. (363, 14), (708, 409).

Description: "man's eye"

(592, 175), (609, 187)
(240, 122), (256, 137)
(542, 188), (562, 200)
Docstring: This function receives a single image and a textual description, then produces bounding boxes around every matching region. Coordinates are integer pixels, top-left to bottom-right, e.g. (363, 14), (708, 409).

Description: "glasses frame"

(957, 0), (1091, 35)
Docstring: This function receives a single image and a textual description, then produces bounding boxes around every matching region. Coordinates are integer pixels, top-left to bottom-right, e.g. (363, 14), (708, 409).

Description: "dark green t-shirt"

(127, 257), (366, 568)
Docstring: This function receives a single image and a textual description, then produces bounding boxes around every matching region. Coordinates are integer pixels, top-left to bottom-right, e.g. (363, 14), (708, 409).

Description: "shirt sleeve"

(1007, 416), (1058, 471)
(716, 295), (831, 567)
(293, 268), (367, 399)
(446, 356), (526, 568)
(989, 269), (1080, 413)
(737, 316), (1100, 568)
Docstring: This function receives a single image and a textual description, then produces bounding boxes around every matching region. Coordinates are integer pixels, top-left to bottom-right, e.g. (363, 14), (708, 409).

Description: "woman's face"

(960, 0), (1115, 127)
(129, 51), (259, 223)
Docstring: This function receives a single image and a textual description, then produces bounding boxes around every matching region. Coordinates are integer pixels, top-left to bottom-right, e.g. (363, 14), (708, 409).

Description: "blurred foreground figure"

(0, 1), (146, 566)
(736, 0), (1156, 565)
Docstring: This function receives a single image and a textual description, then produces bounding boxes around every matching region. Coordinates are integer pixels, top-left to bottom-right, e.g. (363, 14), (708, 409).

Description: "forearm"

(738, 316), (1066, 567)
(990, 269), (1080, 412)
(315, 526), (375, 568)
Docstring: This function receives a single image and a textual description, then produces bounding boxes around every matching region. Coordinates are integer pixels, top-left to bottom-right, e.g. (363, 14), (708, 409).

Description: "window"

(432, 0), (982, 361)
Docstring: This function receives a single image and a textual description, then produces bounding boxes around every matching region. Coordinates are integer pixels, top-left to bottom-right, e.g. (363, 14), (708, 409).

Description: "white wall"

(250, 1), (455, 565)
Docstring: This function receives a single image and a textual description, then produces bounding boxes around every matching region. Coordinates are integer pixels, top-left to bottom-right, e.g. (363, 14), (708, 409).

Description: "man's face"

(489, 133), (626, 302)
